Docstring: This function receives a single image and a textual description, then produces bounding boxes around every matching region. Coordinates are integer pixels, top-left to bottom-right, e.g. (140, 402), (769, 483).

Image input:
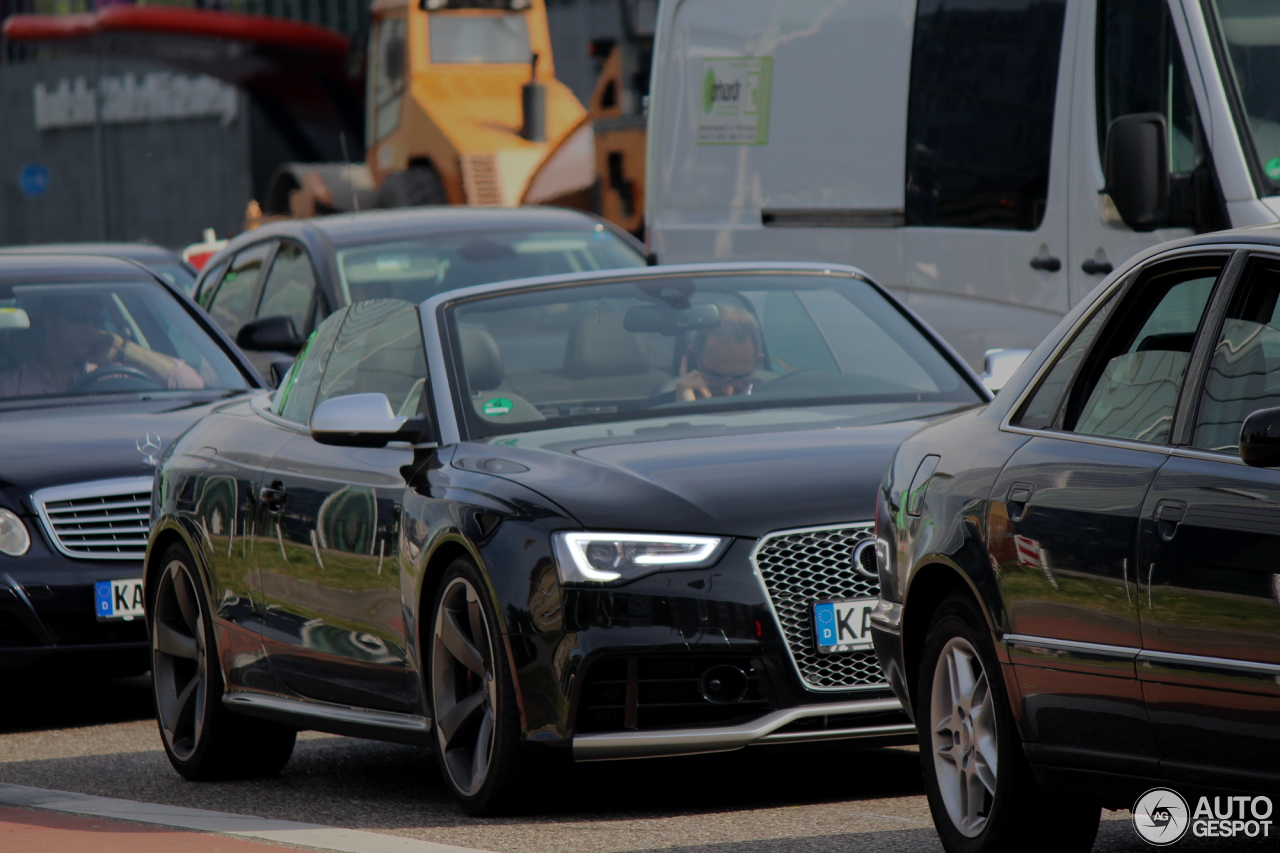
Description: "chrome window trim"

(749, 521), (888, 694)
(1002, 633), (1138, 661)
(249, 391), (309, 432)
(31, 476), (155, 562)
(1001, 424), (1175, 456)
(1136, 648), (1280, 679)
(1000, 246), (1250, 438)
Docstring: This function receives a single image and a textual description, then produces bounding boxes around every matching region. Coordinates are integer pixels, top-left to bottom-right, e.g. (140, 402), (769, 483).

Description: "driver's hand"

(675, 356), (712, 402)
(89, 330), (125, 364)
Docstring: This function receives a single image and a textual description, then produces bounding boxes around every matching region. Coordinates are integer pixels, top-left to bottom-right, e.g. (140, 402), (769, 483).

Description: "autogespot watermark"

(1133, 787), (1274, 845)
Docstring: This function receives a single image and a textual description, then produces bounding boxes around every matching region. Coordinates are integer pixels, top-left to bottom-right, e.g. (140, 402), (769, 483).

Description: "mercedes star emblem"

(136, 432), (162, 467)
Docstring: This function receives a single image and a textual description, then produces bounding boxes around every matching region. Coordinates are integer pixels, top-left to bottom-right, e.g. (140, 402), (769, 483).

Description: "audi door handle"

(1007, 483), (1034, 520)
(1029, 256), (1062, 272)
(1082, 259), (1113, 275)
(259, 483), (289, 512)
(1155, 500), (1186, 541)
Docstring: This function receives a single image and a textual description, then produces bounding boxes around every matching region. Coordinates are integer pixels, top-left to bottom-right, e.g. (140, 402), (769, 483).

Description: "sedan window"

(1192, 255), (1280, 452)
(257, 242), (316, 336)
(276, 307), (348, 424)
(447, 272), (981, 438)
(315, 300), (427, 418)
(1063, 257), (1225, 443)
(207, 243), (274, 336)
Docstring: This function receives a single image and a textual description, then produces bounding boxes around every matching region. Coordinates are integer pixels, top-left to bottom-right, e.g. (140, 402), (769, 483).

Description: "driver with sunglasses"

(0, 297), (203, 397)
(674, 305), (764, 401)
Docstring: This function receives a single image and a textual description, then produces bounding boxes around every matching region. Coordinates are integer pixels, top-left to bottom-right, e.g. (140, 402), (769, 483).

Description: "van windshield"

(446, 271), (982, 439)
(1210, 1), (1280, 190)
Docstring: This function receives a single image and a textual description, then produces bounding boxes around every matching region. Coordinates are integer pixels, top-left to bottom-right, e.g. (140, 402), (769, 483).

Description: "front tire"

(429, 558), (534, 814)
(916, 595), (1099, 853)
(377, 166), (446, 208)
(150, 541), (296, 780)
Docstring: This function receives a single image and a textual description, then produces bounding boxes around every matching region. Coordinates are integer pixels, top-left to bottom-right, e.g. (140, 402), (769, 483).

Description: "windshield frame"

(1203, 0), (1280, 197)
(428, 265), (988, 443)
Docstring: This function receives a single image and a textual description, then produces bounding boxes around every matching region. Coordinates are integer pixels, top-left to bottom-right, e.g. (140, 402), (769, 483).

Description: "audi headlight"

(553, 532), (727, 584)
(0, 508), (30, 557)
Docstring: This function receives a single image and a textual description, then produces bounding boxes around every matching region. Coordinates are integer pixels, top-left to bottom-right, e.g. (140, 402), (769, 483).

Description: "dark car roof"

(219, 207), (643, 254)
(0, 242), (183, 262)
(0, 253), (163, 282)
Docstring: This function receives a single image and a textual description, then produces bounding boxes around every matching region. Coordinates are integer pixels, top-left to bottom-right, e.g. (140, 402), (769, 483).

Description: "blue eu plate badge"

(813, 599), (877, 653)
(95, 578), (145, 621)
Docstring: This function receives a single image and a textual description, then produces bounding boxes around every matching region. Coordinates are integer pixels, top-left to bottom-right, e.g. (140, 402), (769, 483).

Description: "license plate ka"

(813, 598), (876, 653)
(95, 578), (145, 621)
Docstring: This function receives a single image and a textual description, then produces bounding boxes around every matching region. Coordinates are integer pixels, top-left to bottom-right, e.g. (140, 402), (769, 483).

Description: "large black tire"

(377, 166), (447, 208)
(916, 595), (1100, 853)
(150, 541), (296, 781)
(428, 557), (535, 815)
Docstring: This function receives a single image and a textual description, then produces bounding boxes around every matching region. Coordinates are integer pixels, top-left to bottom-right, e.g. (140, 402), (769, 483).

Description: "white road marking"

(0, 783), (498, 853)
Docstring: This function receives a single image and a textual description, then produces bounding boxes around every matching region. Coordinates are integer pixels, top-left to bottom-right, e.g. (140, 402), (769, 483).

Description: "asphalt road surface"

(0, 674), (1270, 853)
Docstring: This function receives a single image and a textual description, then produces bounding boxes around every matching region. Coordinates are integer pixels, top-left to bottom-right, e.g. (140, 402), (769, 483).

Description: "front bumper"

(868, 598), (913, 721)
(573, 695), (912, 760)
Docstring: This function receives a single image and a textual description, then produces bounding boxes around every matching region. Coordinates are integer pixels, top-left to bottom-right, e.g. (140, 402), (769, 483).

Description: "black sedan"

(191, 207), (648, 381)
(146, 262), (987, 813)
(0, 254), (262, 677)
(872, 226), (1280, 853)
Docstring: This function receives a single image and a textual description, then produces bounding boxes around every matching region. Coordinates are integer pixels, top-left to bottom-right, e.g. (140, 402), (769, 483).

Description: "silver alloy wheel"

(152, 558), (208, 762)
(929, 635), (998, 837)
(431, 576), (497, 798)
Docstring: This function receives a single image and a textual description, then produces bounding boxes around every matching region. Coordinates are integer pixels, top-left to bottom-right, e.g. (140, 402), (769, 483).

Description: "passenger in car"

(0, 296), (203, 397)
(674, 305), (765, 401)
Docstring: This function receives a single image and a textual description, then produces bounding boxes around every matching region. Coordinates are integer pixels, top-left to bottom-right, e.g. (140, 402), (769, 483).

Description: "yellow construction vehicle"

(265, 0), (587, 215)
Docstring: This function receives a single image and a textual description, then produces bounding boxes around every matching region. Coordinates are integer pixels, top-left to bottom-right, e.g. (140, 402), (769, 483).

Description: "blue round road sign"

(18, 163), (50, 198)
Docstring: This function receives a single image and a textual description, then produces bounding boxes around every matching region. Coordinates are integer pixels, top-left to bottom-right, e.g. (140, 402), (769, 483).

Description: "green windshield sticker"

(482, 397), (513, 416)
(1266, 157), (1280, 180)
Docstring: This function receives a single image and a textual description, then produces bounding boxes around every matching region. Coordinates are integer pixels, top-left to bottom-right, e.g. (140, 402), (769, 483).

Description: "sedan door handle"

(1081, 259), (1114, 275)
(1155, 499), (1186, 541)
(1029, 256), (1062, 272)
(259, 483), (289, 512)
(1007, 483), (1034, 521)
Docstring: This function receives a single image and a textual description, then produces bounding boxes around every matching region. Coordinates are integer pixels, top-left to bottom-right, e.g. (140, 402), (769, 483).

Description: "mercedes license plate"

(95, 578), (145, 621)
(813, 598), (876, 653)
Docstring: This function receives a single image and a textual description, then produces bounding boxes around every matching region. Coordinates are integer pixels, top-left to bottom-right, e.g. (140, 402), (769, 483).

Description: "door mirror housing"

(311, 393), (435, 448)
(236, 315), (305, 355)
(1240, 407), (1280, 468)
(1103, 113), (1169, 231)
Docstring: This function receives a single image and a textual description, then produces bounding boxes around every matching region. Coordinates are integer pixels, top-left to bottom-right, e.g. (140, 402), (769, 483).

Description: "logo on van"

(703, 69), (741, 114)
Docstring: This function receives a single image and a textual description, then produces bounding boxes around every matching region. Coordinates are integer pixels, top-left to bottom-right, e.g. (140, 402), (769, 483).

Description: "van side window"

(904, 0), (1068, 231)
(1098, 0), (1202, 174)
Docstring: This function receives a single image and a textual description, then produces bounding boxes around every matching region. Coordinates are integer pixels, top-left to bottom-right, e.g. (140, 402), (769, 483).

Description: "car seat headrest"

(459, 324), (504, 391)
(564, 313), (649, 379)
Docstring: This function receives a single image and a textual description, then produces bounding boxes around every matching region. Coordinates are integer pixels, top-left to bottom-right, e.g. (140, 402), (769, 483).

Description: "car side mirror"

(981, 348), (1032, 394)
(1240, 407), (1280, 467)
(1103, 113), (1169, 231)
(311, 393), (436, 448)
(236, 315), (305, 355)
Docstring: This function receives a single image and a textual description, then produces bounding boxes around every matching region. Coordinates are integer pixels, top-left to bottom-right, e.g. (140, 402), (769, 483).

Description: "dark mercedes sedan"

(0, 254), (261, 677)
(146, 262), (987, 813)
(191, 207), (647, 382)
(873, 227), (1280, 853)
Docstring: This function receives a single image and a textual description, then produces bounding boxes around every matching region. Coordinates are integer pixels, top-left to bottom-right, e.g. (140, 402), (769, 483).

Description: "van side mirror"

(311, 393), (436, 448)
(1103, 113), (1169, 231)
(1240, 407), (1280, 467)
(236, 315), (305, 355)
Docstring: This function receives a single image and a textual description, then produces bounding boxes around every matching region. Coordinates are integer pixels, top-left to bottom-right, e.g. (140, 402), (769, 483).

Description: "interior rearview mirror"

(624, 303), (720, 335)
(311, 393), (434, 448)
(1240, 407), (1280, 468)
(236, 315), (305, 355)
(1103, 113), (1168, 231)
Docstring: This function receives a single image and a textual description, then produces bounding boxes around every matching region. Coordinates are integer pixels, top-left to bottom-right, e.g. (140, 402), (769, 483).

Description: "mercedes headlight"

(0, 509), (30, 557)
(553, 532), (727, 584)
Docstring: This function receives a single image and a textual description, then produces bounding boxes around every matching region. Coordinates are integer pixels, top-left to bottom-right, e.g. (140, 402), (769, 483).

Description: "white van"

(646, 0), (1280, 368)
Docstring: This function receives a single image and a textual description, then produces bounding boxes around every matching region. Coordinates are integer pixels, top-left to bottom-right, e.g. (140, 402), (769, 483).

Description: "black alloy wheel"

(150, 541), (297, 780)
(429, 558), (533, 814)
(916, 595), (1100, 853)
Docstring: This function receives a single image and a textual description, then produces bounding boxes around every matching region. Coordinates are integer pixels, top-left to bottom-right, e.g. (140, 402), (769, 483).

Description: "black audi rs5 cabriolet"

(145, 262), (988, 813)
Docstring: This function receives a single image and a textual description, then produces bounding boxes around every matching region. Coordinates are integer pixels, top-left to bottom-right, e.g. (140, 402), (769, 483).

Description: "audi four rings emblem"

(136, 433), (161, 466)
